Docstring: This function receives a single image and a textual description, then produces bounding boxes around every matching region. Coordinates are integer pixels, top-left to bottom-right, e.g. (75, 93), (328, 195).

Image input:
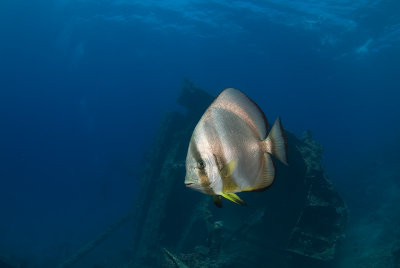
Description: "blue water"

(0, 0), (399, 267)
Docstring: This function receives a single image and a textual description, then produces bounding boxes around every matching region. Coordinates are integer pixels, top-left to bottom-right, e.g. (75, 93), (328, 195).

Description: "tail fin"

(263, 117), (288, 165)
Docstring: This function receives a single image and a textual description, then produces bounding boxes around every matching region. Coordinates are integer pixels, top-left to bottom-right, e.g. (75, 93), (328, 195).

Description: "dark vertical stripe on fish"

(190, 140), (201, 160)
(207, 109), (240, 193)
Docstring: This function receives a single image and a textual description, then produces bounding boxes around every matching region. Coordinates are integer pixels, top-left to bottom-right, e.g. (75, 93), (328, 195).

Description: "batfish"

(184, 88), (288, 207)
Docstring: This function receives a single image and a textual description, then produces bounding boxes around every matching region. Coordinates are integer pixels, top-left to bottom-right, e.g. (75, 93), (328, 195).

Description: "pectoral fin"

(221, 193), (247, 206)
(212, 195), (223, 208)
(219, 159), (237, 178)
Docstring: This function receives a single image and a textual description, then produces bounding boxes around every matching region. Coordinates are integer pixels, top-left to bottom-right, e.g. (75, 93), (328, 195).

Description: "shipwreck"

(129, 80), (347, 268)
(46, 80), (348, 268)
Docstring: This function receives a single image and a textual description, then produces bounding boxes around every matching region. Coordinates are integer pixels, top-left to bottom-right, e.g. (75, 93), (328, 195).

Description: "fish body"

(184, 88), (288, 206)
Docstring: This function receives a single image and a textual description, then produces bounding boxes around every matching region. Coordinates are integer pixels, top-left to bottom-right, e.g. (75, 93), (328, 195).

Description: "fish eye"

(197, 159), (206, 170)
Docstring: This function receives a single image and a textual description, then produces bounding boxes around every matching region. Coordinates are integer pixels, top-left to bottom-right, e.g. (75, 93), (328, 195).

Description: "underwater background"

(0, 0), (399, 267)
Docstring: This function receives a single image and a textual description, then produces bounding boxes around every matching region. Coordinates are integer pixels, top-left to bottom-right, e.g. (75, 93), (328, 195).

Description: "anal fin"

(248, 153), (276, 192)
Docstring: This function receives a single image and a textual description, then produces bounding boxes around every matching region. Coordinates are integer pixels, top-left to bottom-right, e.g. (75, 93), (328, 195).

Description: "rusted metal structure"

(130, 80), (347, 268)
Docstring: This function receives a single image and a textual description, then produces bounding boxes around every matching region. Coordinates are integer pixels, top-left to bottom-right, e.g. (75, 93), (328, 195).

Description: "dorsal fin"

(210, 88), (268, 139)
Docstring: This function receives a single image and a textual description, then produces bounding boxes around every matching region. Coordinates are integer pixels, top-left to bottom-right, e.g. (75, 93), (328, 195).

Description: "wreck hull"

(131, 81), (347, 268)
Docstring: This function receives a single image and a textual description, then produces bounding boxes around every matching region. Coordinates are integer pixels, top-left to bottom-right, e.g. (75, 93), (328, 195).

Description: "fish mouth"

(185, 183), (193, 187)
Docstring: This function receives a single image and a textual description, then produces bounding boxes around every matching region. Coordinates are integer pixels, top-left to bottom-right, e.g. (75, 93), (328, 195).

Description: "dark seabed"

(0, 1), (399, 267)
